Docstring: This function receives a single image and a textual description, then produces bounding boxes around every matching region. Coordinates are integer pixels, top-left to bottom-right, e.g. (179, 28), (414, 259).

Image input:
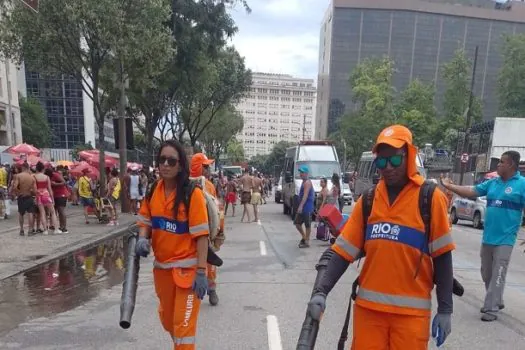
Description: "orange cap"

(373, 125), (413, 153)
(190, 153), (214, 177)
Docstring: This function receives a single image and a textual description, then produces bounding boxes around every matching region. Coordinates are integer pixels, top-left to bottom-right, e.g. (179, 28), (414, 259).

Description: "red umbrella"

(7, 143), (41, 156)
(70, 161), (100, 179)
(127, 162), (142, 170)
(78, 150), (118, 168)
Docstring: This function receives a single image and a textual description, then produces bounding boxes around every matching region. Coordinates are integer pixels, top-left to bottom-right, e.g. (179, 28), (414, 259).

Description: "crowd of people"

(0, 160), (162, 236)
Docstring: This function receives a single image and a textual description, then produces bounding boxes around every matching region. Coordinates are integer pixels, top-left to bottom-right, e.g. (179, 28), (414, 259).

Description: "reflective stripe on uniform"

(153, 258), (198, 269)
(189, 223), (208, 234)
(173, 336), (195, 345)
(428, 233), (453, 254)
(137, 214), (151, 226)
(358, 287), (431, 310)
(334, 235), (360, 259)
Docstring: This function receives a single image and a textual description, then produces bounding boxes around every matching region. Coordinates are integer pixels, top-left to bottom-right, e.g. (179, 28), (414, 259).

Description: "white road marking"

(266, 315), (283, 350)
(260, 241), (267, 256)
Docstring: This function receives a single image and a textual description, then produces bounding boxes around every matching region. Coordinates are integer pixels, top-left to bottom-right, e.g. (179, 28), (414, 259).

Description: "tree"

(498, 34), (525, 118)
(265, 141), (293, 175)
(439, 48), (483, 150)
(248, 154), (270, 174)
(19, 95), (51, 148)
(226, 138), (245, 162)
(176, 47), (251, 147)
(332, 57), (395, 165)
(394, 79), (437, 147)
(0, 0), (173, 190)
(199, 105), (244, 164)
(70, 142), (94, 161)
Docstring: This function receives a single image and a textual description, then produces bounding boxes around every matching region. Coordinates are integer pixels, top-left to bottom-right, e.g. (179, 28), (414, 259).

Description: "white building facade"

(237, 73), (316, 159)
(0, 59), (22, 146)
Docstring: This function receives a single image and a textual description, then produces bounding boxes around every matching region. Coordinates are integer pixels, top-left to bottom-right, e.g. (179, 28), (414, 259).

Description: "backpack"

(146, 177), (220, 245)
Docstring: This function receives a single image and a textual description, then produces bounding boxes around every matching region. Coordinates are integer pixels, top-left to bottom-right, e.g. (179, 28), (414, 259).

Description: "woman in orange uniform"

(136, 140), (209, 350)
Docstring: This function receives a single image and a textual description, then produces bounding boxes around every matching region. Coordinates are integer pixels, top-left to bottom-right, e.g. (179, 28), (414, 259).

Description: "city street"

(2, 201), (525, 349)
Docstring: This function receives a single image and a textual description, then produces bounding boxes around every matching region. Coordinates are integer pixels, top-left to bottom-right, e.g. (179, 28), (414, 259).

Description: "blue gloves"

(192, 269), (208, 300)
(432, 313), (452, 347)
(135, 236), (151, 258)
(307, 293), (327, 321)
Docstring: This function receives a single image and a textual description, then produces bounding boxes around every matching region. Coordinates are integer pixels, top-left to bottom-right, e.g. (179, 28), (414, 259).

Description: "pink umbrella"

(70, 161), (100, 179)
(127, 162), (143, 170)
(6, 143), (41, 156)
(14, 155), (49, 167)
(78, 150), (118, 168)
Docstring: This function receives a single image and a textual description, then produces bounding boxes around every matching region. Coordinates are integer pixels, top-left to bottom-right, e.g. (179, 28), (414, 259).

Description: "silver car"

(450, 196), (486, 229)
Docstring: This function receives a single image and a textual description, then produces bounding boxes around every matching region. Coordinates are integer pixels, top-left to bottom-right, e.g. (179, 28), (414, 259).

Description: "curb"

(0, 212), (85, 235)
(0, 223), (137, 282)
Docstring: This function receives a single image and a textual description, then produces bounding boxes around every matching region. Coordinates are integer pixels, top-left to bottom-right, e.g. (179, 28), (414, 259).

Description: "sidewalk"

(0, 204), (137, 281)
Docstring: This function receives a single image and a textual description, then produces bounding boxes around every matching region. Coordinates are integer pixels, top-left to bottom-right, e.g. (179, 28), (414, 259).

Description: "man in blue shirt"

(441, 151), (525, 322)
(295, 165), (315, 248)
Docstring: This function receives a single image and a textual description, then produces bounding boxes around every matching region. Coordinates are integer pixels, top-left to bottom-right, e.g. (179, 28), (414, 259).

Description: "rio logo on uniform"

(369, 223), (401, 241)
(165, 221), (178, 233)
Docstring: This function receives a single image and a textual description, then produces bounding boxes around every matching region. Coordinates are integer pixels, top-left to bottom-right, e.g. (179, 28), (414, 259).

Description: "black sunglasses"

(158, 156), (179, 167)
(375, 154), (404, 170)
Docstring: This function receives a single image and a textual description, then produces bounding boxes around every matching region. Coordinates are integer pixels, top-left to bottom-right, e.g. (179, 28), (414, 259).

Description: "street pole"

(303, 114), (306, 140)
(342, 139), (347, 173)
(459, 45), (479, 186)
(118, 60), (130, 213)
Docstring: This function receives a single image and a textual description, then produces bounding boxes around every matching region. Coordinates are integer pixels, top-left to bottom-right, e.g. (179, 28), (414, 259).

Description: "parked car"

(450, 196), (486, 229)
(275, 177), (282, 203)
(342, 183), (353, 205)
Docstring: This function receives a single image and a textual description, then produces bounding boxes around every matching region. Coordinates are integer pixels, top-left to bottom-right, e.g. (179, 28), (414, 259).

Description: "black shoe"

(28, 230), (37, 237)
(208, 290), (219, 306)
(481, 312), (498, 322)
(480, 305), (504, 313)
(36, 229), (43, 234)
(19, 230), (24, 236)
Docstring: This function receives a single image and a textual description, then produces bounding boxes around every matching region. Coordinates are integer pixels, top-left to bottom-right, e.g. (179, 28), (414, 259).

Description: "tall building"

(19, 62), (115, 151)
(237, 73), (316, 159)
(0, 59), (21, 147)
(316, 0), (525, 139)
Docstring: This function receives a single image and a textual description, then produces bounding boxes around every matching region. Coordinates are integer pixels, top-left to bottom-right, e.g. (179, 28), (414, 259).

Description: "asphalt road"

(2, 201), (525, 349)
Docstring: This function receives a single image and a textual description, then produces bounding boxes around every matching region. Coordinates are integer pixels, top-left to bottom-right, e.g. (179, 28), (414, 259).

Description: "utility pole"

(302, 114), (306, 140)
(118, 60), (130, 213)
(342, 138), (347, 173)
(459, 45), (479, 186)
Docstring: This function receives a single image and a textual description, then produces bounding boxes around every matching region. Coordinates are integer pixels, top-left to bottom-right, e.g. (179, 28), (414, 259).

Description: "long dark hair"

(156, 139), (190, 216)
(331, 173), (341, 194)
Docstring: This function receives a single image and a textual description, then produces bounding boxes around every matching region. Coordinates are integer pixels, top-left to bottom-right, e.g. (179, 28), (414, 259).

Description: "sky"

(229, 0), (330, 81)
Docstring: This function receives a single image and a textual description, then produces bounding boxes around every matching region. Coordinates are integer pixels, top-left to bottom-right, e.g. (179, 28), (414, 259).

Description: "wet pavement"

(0, 233), (130, 337)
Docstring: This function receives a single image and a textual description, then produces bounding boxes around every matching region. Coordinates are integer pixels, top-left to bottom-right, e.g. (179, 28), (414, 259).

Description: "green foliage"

(498, 34), (525, 118)
(394, 79), (437, 147)
(350, 57), (395, 123)
(226, 138), (245, 162)
(177, 47), (252, 145)
(70, 142), (94, 161)
(0, 0), (173, 190)
(247, 141), (293, 175)
(20, 96), (51, 148)
(441, 49), (483, 128)
(199, 105), (244, 162)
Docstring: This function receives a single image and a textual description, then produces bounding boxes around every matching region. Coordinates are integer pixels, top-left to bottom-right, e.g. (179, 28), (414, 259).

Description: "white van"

(282, 141), (341, 218)
(353, 151), (426, 199)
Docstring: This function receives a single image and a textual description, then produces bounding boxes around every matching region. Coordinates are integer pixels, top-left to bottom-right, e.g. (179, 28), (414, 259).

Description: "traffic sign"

(20, 0), (39, 13)
(461, 153), (469, 163)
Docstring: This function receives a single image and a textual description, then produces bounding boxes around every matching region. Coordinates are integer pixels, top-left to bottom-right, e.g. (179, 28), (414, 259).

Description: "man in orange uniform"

(136, 141), (210, 350)
(190, 153), (222, 306)
(306, 125), (456, 349)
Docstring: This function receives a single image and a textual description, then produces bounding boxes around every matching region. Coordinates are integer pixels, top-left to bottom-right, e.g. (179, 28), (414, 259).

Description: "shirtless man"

(251, 172), (264, 222)
(12, 162), (36, 236)
(240, 168), (253, 222)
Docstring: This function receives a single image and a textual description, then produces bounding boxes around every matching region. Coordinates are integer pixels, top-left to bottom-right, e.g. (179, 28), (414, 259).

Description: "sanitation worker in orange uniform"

(306, 125), (456, 349)
(136, 140), (209, 350)
(190, 152), (223, 306)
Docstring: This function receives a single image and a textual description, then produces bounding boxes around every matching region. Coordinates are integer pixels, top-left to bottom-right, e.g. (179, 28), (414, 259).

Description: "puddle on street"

(0, 233), (131, 336)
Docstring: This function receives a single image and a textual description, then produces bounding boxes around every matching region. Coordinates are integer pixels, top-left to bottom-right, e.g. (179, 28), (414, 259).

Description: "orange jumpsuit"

(137, 180), (209, 350)
(332, 139), (455, 349)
